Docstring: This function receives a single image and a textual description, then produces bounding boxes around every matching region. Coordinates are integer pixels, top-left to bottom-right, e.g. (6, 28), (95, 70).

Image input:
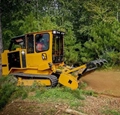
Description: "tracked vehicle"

(1, 30), (106, 89)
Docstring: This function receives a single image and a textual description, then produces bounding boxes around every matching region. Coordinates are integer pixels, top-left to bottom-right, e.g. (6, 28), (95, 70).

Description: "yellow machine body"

(1, 30), (106, 89)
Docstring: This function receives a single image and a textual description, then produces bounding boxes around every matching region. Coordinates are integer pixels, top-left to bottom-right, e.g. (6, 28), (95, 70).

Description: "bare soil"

(0, 70), (120, 115)
(81, 70), (120, 97)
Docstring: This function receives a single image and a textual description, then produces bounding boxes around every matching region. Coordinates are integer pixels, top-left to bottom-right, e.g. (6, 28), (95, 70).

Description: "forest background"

(0, 0), (120, 67)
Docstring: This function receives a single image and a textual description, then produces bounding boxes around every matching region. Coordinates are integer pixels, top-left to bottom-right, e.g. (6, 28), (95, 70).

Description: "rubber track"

(49, 75), (58, 87)
(11, 73), (58, 87)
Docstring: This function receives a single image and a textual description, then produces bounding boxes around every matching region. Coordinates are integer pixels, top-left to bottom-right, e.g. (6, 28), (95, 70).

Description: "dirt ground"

(81, 70), (120, 97)
(0, 70), (120, 115)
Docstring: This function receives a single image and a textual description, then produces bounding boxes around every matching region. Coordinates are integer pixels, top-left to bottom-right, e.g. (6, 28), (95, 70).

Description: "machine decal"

(42, 53), (47, 60)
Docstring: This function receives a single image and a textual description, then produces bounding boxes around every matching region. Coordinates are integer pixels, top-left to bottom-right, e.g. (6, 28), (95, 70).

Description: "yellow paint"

(1, 50), (9, 75)
(59, 73), (78, 90)
(17, 77), (51, 86)
(1, 30), (89, 89)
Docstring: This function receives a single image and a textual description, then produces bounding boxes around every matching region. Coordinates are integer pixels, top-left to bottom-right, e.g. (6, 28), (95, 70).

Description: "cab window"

(9, 36), (26, 51)
(27, 34), (34, 53)
(35, 33), (49, 52)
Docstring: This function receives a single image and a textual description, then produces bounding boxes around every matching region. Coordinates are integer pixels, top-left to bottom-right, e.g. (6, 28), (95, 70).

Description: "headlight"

(21, 51), (25, 55)
(52, 30), (57, 34)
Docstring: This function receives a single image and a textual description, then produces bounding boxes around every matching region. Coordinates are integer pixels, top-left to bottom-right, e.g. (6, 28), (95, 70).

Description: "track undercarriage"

(11, 59), (107, 89)
(12, 73), (58, 87)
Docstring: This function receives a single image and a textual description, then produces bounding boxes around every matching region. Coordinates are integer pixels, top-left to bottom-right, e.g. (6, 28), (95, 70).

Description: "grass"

(0, 76), (16, 110)
(28, 84), (95, 108)
(0, 76), (30, 110)
(0, 75), (96, 110)
(102, 109), (120, 115)
(102, 64), (120, 71)
(1, 75), (120, 115)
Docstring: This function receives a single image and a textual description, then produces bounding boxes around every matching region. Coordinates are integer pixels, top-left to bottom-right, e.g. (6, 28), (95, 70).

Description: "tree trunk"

(0, 0), (3, 76)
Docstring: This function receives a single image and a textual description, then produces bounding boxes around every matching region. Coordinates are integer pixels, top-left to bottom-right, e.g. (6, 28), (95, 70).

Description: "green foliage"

(0, 76), (16, 110)
(0, 75), (96, 110)
(30, 87), (85, 107)
(2, 30), (15, 49)
(28, 86), (96, 108)
(84, 18), (120, 65)
(12, 86), (28, 100)
(0, 76), (29, 110)
(79, 0), (120, 65)
(1, 0), (33, 49)
(102, 109), (120, 115)
(79, 82), (88, 89)
(38, 15), (58, 31)
(64, 22), (81, 64)
(17, 13), (40, 34)
(1, 0), (120, 66)
(35, 87), (74, 100)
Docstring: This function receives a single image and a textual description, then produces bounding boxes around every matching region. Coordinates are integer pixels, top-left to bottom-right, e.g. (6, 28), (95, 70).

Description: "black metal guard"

(77, 59), (107, 80)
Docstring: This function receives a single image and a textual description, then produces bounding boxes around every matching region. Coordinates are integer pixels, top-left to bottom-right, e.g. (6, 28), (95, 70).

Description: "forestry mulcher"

(1, 30), (107, 89)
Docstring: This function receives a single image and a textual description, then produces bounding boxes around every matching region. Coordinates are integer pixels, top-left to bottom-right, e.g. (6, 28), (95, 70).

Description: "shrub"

(0, 76), (16, 110)
(102, 109), (120, 115)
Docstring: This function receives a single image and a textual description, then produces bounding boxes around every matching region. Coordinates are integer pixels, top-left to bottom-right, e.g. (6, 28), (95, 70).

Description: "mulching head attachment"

(86, 59), (107, 72)
(77, 59), (107, 80)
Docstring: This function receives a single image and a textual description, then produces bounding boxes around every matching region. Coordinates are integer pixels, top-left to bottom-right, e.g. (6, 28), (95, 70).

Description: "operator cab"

(8, 30), (65, 68)
(2, 30), (65, 75)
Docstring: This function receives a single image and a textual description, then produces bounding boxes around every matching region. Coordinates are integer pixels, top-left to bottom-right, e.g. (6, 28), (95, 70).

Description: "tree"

(1, 0), (34, 49)
(1, 0), (120, 67)
(0, 0), (34, 76)
(80, 0), (120, 65)
(0, 0), (3, 76)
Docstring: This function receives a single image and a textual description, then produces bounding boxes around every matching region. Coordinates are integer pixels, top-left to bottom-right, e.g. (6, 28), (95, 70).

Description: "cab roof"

(11, 30), (65, 41)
